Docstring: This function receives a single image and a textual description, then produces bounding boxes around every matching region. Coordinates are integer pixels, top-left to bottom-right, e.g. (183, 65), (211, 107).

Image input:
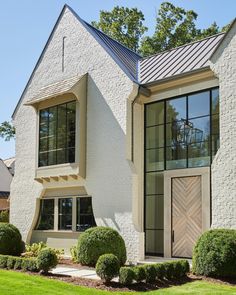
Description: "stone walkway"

(51, 266), (100, 280)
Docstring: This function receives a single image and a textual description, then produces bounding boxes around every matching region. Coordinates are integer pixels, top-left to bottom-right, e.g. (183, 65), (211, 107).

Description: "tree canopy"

(93, 2), (229, 56)
(0, 121), (15, 141)
(92, 6), (147, 52)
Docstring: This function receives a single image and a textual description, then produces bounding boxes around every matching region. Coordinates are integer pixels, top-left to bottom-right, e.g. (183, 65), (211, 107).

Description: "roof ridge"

(140, 32), (225, 62)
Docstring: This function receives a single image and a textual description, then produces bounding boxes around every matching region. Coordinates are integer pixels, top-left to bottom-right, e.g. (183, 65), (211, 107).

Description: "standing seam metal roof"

(139, 33), (225, 84)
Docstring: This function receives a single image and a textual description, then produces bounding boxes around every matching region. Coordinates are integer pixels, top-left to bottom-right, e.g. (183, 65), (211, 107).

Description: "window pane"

(145, 230), (163, 255)
(39, 152), (48, 167)
(67, 102), (76, 133)
(57, 148), (66, 164)
(57, 104), (67, 149)
(166, 144), (187, 169)
(36, 199), (54, 230)
(146, 125), (164, 149)
(146, 102), (164, 126)
(48, 106), (57, 154)
(66, 148), (75, 163)
(188, 141), (210, 168)
(145, 172), (164, 195)
(39, 138), (48, 152)
(187, 116), (210, 143)
(212, 114), (219, 135)
(166, 121), (185, 146)
(48, 151), (57, 166)
(166, 97), (186, 123)
(58, 198), (72, 230)
(145, 195), (164, 229)
(188, 91), (210, 118)
(77, 197), (96, 232)
(212, 88), (219, 114)
(212, 134), (220, 157)
(146, 148), (164, 172)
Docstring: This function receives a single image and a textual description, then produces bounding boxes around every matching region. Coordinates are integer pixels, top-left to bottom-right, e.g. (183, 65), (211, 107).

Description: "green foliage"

(0, 223), (23, 256)
(23, 242), (64, 259)
(92, 6), (147, 52)
(14, 257), (22, 270)
(0, 211), (9, 223)
(6, 256), (17, 269)
(21, 258), (38, 272)
(192, 229), (236, 278)
(139, 2), (226, 56)
(37, 248), (58, 273)
(0, 121), (15, 141)
(95, 254), (120, 283)
(77, 227), (126, 266)
(144, 264), (157, 283)
(119, 267), (135, 285)
(133, 265), (146, 283)
(70, 246), (78, 263)
(0, 254), (38, 272)
(155, 263), (164, 280)
(0, 255), (8, 268)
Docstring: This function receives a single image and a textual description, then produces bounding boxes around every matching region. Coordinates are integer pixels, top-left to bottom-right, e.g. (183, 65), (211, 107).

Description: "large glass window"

(39, 101), (76, 167)
(36, 199), (54, 230)
(76, 197), (96, 231)
(58, 198), (73, 231)
(144, 87), (219, 256)
(35, 196), (96, 232)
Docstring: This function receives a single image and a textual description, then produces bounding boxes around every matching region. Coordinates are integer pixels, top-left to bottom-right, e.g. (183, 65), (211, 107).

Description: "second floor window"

(39, 101), (76, 167)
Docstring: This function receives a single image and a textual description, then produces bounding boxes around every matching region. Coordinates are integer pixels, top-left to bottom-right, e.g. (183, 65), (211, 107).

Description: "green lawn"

(0, 270), (235, 295)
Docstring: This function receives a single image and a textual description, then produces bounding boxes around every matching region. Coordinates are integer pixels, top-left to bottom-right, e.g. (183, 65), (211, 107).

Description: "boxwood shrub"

(192, 229), (236, 278)
(144, 264), (157, 283)
(119, 267), (135, 285)
(133, 266), (146, 282)
(77, 227), (126, 266)
(0, 223), (23, 256)
(37, 248), (58, 273)
(96, 254), (120, 283)
(155, 263), (164, 280)
(0, 254), (38, 272)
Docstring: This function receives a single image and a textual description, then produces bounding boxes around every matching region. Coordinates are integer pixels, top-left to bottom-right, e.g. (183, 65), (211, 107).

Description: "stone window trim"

(35, 195), (96, 233)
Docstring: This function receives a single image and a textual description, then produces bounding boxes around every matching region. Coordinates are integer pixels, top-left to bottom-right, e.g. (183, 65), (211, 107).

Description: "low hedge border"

(119, 260), (189, 285)
(0, 254), (39, 272)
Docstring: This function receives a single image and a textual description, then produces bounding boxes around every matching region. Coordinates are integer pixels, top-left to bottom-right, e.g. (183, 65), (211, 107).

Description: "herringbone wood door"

(172, 176), (202, 258)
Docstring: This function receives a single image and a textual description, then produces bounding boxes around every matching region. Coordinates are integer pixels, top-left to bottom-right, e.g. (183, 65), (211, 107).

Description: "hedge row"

(0, 254), (38, 272)
(119, 260), (189, 285)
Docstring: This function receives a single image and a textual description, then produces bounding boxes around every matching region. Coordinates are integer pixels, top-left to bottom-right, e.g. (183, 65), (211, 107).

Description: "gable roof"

(139, 33), (225, 85)
(13, 5), (233, 118)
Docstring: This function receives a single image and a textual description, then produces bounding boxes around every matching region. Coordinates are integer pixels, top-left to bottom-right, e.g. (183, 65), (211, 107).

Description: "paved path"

(51, 266), (100, 280)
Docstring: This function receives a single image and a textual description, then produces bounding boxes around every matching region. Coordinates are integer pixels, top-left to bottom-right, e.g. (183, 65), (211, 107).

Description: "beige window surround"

(24, 74), (87, 183)
(35, 195), (92, 233)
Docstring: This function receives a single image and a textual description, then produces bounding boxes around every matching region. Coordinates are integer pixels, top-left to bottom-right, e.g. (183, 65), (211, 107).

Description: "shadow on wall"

(85, 76), (134, 230)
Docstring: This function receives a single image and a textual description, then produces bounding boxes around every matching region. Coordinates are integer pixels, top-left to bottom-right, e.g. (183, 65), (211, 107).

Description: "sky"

(0, 0), (235, 160)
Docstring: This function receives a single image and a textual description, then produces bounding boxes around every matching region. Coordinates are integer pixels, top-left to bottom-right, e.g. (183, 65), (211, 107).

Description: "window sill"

(33, 230), (82, 234)
(35, 162), (81, 182)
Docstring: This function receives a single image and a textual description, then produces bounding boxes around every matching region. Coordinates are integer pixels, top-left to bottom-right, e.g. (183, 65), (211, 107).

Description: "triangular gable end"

(12, 5), (140, 119)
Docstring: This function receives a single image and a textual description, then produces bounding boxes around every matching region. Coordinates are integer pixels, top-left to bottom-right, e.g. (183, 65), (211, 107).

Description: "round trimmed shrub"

(96, 254), (120, 283)
(77, 227), (126, 266)
(0, 223), (23, 256)
(192, 229), (236, 278)
(37, 248), (58, 273)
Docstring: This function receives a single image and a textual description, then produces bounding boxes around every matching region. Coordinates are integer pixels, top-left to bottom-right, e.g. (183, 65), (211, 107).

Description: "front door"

(172, 176), (202, 258)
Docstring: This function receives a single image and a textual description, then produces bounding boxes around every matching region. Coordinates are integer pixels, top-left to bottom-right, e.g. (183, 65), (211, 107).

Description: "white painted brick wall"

(10, 7), (139, 261)
(210, 24), (236, 228)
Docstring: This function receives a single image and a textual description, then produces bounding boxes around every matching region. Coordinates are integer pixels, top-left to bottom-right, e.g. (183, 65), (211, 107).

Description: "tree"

(0, 121), (15, 141)
(139, 2), (228, 56)
(91, 6), (147, 52)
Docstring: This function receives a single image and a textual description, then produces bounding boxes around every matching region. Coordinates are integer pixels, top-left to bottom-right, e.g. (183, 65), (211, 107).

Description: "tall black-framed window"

(36, 199), (54, 230)
(39, 101), (76, 167)
(76, 197), (96, 232)
(144, 87), (219, 256)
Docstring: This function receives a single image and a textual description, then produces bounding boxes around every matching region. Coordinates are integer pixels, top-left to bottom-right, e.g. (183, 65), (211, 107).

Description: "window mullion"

(72, 197), (77, 232)
(54, 198), (58, 231)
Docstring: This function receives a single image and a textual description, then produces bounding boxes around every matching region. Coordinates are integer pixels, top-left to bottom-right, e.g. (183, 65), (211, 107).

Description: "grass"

(0, 270), (235, 295)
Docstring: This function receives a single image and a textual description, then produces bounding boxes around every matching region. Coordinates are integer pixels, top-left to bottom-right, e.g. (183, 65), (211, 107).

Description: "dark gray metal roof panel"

(139, 33), (225, 84)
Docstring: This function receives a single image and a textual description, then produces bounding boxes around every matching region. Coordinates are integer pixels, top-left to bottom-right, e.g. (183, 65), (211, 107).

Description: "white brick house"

(10, 5), (236, 261)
